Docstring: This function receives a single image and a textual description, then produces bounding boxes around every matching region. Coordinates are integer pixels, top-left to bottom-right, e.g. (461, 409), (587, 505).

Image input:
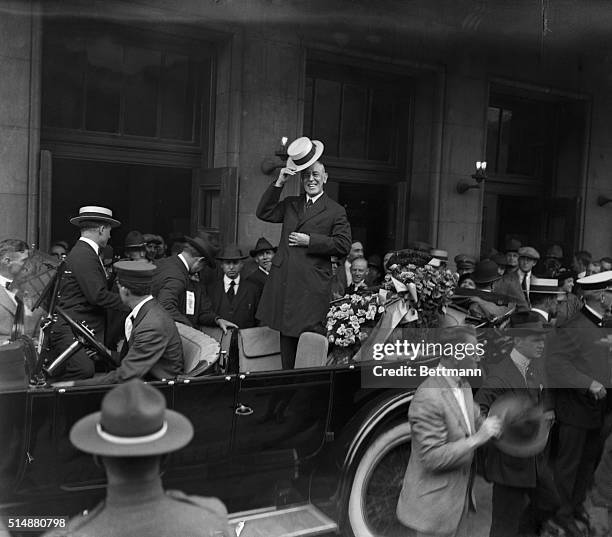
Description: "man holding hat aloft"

(546, 271), (612, 536)
(245, 237), (277, 292)
(152, 232), (235, 334)
(50, 206), (129, 380)
(206, 245), (261, 329)
(43, 380), (231, 537)
(256, 136), (351, 368)
(476, 311), (559, 537)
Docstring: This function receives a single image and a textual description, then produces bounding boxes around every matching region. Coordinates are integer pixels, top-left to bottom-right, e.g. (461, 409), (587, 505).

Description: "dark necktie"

(521, 274), (527, 292)
(5, 281), (11, 289)
(304, 198), (314, 216)
(227, 280), (236, 302)
(525, 363), (541, 396)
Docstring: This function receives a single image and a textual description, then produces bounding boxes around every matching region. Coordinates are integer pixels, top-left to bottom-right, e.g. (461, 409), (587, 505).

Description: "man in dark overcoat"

(475, 311), (558, 537)
(256, 137), (351, 368)
(207, 245), (261, 329)
(50, 206), (128, 380)
(546, 270), (612, 536)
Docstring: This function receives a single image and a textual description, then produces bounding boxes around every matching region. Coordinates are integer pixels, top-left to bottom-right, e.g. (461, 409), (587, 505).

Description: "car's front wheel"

(347, 422), (412, 537)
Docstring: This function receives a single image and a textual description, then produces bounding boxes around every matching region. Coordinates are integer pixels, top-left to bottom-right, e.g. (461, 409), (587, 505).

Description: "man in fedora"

(123, 230), (148, 262)
(256, 136), (351, 368)
(396, 326), (502, 537)
(54, 261), (184, 387)
(467, 260), (513, 322)
(43, 379), (232, 537)
(50, 206), (129, 380)
(529, 277), (564, 323)
(476, 311), (559, 537)
(152, 233), (235, 334)
(546, 271), (612, 536)
(494, 246), (540, 311)
(245, 237), (277, 292)
(207, 245), (261, 329)
(504, 238), (522, 275)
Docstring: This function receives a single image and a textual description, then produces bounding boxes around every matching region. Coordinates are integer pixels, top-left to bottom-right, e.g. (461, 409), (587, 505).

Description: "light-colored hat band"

(96, 421), (168, 445)
(292, 145), (318, 167)
(79, 206), (114, 217)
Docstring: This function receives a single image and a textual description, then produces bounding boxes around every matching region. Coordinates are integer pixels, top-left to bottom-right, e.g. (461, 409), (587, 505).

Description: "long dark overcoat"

(255, 183), (351, 337)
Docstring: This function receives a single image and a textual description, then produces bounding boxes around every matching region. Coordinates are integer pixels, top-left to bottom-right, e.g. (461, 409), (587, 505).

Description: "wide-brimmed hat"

(518, 246), (540, 260)
(250, 237), (277, 257)
(70, 206), (121, 228)
(70, 380), (193, 457)
(505, 311), (550, 335)
(489, 394), (552, 458)
(184, 232), (219, 268)
(286, 137), (325, 172)
(529, 277), (564, 295)
(124, 230), (145, 249)
(216, 245), (248, 261)
(471, 260), (502, 284)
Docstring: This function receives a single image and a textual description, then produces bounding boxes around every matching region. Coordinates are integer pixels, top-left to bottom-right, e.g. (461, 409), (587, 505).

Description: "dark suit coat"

(546, 307), (611, 429)
(397, 375), (480, 535)
(206, 278), (261, 329)
(475, 356), (551, 487)
(493, 269), (529, 311)
(57, 240), (126, 337)
(0, 287), (43, 345)
(152, 255), (217, 328)
(245, 266), (268, 293)
(255, 184), (352, 337)
(75, 299), (183, 385)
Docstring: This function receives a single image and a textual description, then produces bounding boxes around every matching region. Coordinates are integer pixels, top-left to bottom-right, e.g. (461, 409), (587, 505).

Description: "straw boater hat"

(70, 379), (193, 457)
(286, 137), (325, 172)
(529, 277), (564, 295)
(250, 237), (277, 257)
(70, 206), (121, 228)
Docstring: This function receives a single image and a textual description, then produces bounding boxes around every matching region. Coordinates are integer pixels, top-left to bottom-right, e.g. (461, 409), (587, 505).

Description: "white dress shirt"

(125, 295), (153, 341)
(305, 191), (324, 205)
(0, 275), (16, 306)
(79, 236), (100, 255)
(224, 275), (240, 293)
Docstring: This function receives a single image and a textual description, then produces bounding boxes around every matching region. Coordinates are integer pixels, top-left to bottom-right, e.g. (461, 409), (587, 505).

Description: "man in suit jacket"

(475, 312), (558, 537)
(245, 237), (276, 292)
(207, 246), (261, 329)
(494, 247), (540, 311)
(256, 137), (351, 368)
(55, 261), (184, 386)
(343, 257), (369, 295)
(152, 234), (235, 333)
(50, 206), (128, 380)
(546, 271), (612, 536)
(0, 239), (43, 344)
(397, 326), (501, 537)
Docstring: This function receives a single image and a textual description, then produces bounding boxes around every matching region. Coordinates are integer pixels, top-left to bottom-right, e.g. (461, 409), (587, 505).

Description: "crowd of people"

(0, 135), (611, 537)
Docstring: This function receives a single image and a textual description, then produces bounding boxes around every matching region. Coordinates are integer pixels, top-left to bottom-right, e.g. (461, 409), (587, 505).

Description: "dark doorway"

(51, 158), (191, 254)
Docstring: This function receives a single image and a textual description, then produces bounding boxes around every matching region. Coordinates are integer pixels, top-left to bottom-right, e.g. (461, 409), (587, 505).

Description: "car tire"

(346, 422), (412, 537)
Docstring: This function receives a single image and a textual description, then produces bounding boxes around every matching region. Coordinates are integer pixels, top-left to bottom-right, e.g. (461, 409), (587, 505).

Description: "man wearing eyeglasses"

(256, 137), (351, 369)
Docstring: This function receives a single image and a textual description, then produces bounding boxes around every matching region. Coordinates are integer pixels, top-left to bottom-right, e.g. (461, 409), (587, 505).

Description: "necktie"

(5, 281), (10, 289)
(525, 363), (541, 394)
(227, 280), (236, 302)
(125, 314), (135, 342)
(306, 198), (314, 208)
(521, 274), (527, 291)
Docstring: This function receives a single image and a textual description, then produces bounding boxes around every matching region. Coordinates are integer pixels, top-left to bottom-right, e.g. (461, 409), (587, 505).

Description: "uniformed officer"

(43, 379), (232, 537)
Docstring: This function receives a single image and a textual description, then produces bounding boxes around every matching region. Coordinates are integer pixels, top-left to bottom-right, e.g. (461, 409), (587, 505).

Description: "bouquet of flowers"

(326, 292), (385, 347)
(383, 256), (457, 328)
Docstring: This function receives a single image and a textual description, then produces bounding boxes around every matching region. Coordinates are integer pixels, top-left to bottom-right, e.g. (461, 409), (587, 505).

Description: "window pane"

(124, 46), (161, 137)
(160, 52), (194, 140)
(368, 89), (394, 161)
(486, 107), (500, 173)
(85, 36), (122, 133)
(498, 109), (512, 174)
(42, 33), (84, 129)
(340, 84), (368, 159)
(313, 79), (341, 157)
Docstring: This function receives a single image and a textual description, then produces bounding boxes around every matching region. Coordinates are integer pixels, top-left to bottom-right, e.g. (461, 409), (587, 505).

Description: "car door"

(230, 367), (333, 508)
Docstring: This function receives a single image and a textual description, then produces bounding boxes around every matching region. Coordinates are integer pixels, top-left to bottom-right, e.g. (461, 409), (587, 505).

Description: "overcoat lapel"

(439, 376), (471, 435)
(295, 195), (328, 229)
(0, 287), (16, 316)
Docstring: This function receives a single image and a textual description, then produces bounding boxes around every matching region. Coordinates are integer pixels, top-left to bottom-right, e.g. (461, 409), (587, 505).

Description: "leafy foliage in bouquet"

(383, 260), (458, 328)
(326, 293), (385, 347)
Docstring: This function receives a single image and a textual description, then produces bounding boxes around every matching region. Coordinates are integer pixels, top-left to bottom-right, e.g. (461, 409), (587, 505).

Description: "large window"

(42, 21), (213, 149)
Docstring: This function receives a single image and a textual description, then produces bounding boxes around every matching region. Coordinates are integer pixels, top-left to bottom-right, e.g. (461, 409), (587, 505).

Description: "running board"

(229, 503), (338, 536)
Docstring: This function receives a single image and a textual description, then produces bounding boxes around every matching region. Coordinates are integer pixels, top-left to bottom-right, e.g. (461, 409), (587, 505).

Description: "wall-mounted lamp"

(597, 195), (612, 207)
(457, 161), (487, 194)
(261, 137), (289, 175)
